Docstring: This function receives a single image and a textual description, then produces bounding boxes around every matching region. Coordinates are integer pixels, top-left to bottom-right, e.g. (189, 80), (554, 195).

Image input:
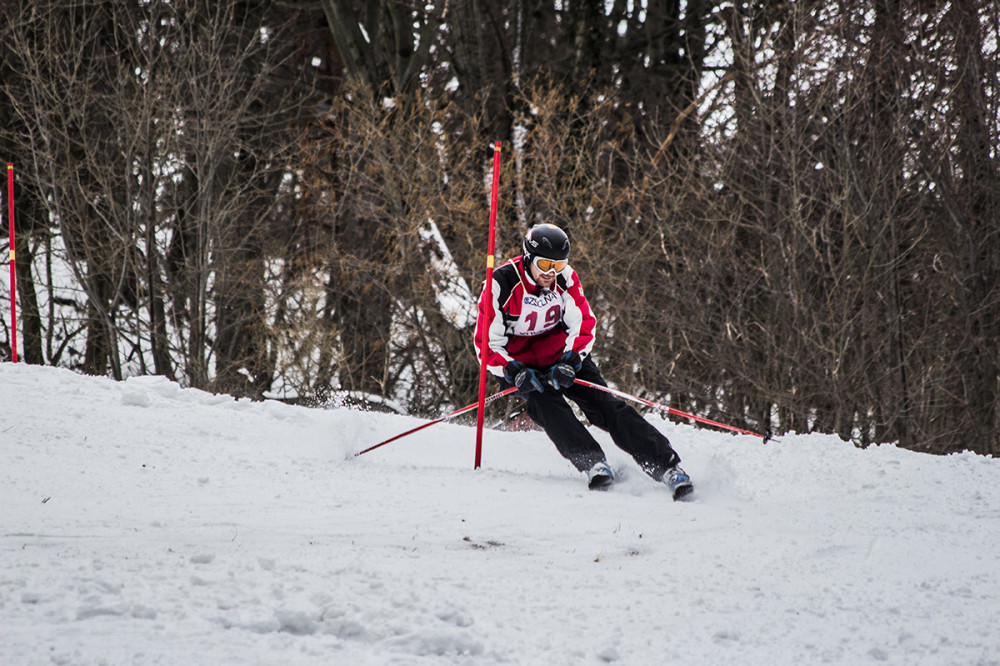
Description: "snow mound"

(2, 363), (999, 665)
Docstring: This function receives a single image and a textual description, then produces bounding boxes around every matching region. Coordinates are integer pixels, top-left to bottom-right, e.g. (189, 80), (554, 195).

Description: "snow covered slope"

(2, 363), (999, 665)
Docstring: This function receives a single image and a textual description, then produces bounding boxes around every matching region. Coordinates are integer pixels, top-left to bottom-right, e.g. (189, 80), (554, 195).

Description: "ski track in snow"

(2, 363), (999, 665)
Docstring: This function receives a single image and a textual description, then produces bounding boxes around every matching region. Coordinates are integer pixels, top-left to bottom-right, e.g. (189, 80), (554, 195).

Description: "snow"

(419, 218), (477, 330)
(2, 363), (1000, 666)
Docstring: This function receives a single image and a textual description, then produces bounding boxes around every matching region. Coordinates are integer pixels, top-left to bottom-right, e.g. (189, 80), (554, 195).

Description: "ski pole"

(7, 163), (16, 363)
(475, 140), (503, 469)
(355, 386), (518, 457)
(572, 378), (770, 441)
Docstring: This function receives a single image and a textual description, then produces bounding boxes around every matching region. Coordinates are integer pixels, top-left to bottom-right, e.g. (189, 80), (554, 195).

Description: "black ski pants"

(501, 357), (681, 479)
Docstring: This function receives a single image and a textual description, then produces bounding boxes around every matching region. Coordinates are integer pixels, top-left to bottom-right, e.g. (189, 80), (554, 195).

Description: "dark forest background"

(2, 0), (998, 455)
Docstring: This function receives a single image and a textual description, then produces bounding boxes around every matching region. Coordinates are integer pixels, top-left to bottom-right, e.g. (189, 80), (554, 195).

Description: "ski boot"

(663, 466), (694, 501)
(587, 461), (614, 491)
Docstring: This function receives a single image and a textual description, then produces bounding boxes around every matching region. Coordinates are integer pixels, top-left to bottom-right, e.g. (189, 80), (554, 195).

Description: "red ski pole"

(7, 163), (15, 363)
(356, 386), (518, 457)
(474, 141), (502, 469)
(573, 378), (770, 441)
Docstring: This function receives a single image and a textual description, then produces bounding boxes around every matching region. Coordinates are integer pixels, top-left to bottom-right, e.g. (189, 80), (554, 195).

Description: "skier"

(475, 223), (694, 499)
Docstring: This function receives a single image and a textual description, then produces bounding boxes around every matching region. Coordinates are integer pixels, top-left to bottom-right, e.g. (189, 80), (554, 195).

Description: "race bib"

(511, 291), (562, 336)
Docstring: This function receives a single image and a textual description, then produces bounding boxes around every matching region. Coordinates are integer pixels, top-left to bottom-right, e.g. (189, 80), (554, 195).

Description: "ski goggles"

(532, 256), (568, 274)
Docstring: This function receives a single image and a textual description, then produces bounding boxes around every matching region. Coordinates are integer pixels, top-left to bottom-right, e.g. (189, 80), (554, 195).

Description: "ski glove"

(548, 351), (582, 390)
(503, 360), (524, 384)
(504, 361), (544, 399)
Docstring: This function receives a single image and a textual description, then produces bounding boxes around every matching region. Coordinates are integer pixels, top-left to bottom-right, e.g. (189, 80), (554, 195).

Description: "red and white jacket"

(475, 256), (597, 377)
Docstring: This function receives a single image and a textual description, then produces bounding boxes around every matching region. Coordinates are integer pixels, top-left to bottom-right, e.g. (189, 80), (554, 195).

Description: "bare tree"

(4, 0), (999, 455)
(1, 0), (322, 397)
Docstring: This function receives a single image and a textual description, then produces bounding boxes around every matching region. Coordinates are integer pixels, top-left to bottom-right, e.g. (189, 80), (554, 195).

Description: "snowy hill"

(2, 363), (999, 665)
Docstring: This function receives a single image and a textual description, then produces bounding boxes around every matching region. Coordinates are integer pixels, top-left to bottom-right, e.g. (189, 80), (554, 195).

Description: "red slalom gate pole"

(7, 163), (15, 363)
(356, 387), (518, 457)
(474, 141), (503, 469)
(573, 378), (770, 441)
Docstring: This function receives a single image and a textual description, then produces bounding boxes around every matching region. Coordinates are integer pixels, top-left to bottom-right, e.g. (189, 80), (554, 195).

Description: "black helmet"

(522, 224), (570, 262)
